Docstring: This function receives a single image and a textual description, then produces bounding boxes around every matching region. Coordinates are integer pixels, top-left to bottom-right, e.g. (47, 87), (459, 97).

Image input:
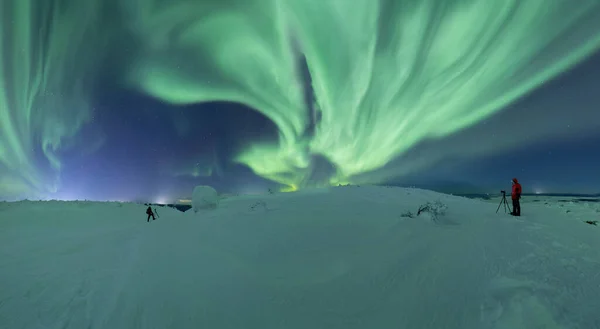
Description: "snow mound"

(192, 185), (219, 212)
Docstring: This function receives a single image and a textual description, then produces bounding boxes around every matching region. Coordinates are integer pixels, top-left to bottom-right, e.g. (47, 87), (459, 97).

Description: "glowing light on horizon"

(154, 196), (170, 205)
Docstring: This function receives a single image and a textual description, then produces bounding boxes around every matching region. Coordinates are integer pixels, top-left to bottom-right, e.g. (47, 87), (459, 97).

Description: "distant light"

(155, 196), (170, 204)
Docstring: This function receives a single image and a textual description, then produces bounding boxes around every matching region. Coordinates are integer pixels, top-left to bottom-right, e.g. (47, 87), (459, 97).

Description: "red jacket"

(511, 178), (522, 200)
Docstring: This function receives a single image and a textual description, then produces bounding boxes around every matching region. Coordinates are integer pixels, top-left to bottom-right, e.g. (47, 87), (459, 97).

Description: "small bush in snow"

(417, 201), (448, 221)
(249, 200), (267, 211)
(400, 211), (415, 218)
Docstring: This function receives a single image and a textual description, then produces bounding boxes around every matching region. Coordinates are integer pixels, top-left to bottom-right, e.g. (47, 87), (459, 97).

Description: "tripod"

(496, 191), (512, 214)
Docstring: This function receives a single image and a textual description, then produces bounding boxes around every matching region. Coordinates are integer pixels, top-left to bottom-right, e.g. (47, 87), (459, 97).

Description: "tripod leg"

(505, 199), (512, 214)
(496, 199), (503, 213)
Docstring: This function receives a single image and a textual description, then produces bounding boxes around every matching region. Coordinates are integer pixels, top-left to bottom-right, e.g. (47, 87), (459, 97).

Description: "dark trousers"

(147, 214), (155, 222)
(512, 199), (521, 216)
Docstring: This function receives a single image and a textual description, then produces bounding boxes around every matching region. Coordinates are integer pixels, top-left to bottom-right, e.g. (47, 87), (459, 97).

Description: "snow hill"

(1, 186), (599, 329)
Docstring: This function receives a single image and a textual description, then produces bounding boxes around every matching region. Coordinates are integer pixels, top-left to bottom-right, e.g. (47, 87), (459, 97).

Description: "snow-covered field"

(1, 186), (599, 329)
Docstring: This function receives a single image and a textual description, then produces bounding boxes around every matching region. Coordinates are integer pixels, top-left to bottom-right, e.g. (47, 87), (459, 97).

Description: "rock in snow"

(191, 185), (219, 212)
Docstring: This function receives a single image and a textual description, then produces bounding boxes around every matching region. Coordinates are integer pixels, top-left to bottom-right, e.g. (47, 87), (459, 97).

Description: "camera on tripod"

(497, 190), (511, 214)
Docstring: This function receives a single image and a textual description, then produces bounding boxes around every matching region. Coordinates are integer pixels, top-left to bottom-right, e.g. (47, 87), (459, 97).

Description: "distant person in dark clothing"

(146, 206), (156, 222)
(511, 178), (522, 216)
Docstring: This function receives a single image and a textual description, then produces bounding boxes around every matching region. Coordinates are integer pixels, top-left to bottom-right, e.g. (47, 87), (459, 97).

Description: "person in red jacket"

(511, 178), (522, 216)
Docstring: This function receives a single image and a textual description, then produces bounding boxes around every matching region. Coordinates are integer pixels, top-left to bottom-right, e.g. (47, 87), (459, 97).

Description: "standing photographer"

(511, 178), (522, 216)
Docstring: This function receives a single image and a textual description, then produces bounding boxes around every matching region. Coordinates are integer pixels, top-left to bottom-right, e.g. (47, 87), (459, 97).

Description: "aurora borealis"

(2, 0), (600, 201)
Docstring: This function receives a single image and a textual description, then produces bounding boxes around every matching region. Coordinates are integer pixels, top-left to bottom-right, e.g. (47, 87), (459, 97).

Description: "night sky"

(2, 1), (600, 202)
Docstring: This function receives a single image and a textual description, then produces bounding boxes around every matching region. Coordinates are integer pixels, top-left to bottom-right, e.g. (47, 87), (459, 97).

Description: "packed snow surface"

(1, 186), (599, 329)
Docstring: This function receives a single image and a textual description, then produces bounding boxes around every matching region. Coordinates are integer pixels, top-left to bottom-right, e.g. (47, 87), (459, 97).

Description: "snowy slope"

(1, 186), (599, 329)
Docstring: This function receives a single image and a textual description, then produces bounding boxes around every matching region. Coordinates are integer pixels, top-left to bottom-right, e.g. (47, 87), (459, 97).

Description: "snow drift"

(191, 185), (219, 212)
(1, 186), (599, 329)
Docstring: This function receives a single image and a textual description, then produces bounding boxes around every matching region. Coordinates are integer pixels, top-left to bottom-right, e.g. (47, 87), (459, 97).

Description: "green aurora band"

(2, 0), (600, 197)
(129, 0), (600, 189)
(1, 1), (109, 198)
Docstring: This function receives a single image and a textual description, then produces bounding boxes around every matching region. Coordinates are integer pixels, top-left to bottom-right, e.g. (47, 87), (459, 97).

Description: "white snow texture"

(1, 186), (600, 329)
(191, 185), (219, 212)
